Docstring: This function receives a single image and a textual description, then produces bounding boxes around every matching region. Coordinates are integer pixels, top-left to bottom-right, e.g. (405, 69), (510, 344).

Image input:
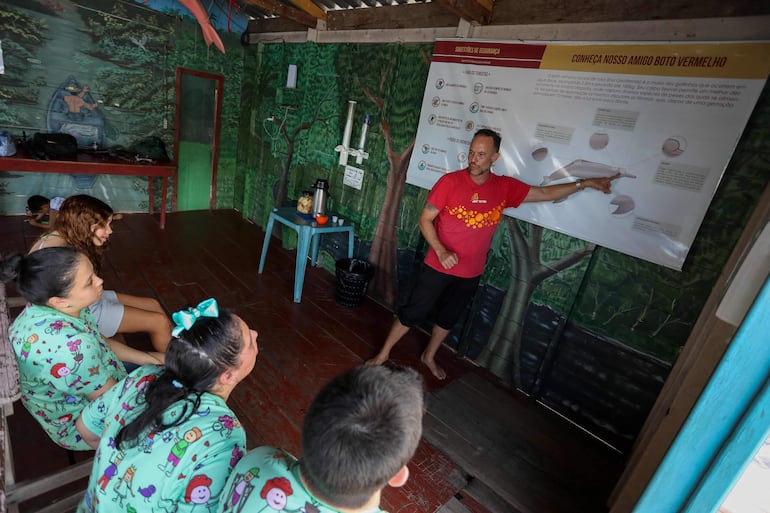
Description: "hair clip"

(172, 379), (184, 389)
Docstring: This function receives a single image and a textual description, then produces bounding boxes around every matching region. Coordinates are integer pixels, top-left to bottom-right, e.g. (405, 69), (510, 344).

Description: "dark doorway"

(174, 68), (223, 211)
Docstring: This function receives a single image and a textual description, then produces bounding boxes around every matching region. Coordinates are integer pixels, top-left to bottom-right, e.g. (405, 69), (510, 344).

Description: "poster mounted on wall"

(407, 40), (770, 270)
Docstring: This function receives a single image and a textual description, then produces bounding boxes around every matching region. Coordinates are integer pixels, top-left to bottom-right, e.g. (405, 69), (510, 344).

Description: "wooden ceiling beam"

(326, 3), (460, 31)
(434, 0), (492, 25)
(475, 0), (494, 11)
(286, 0), (327, 21)
(241, 0), (318, 27)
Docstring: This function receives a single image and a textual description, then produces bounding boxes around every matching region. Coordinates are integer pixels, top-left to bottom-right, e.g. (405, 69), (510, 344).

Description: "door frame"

(174, 67), (223, 210)
(631, 276), (770, 512)
(610, 182), (770, 512)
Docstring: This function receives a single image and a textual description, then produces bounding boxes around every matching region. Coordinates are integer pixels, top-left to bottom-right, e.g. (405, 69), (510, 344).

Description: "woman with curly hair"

(29, 194), (173, 352)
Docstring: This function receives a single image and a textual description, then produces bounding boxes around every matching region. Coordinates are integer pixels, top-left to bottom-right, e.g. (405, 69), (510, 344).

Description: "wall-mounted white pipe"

(358, 113), (370, 150)
(286, 64), (297, 88)
(354, 113), (371, 164)
(343, 102), (356, 147)
(337, 100), (357, 165)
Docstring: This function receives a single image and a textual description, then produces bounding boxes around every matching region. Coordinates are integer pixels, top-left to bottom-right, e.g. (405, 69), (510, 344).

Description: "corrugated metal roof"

(239, 0), (432, 20)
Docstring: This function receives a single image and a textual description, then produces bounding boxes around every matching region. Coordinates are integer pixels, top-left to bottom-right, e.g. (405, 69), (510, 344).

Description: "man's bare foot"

(420, 354), (446, 380)
(365, 354), (388, 366)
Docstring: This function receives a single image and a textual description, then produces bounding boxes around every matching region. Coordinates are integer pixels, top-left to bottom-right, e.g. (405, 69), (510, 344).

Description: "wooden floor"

(0, 210), (624, 513)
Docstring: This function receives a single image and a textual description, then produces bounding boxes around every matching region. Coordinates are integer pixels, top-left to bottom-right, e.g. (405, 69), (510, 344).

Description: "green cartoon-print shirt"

(10, 303), (126, 450)
(217, 446), (388, 513)
(78, 365), (246, 513)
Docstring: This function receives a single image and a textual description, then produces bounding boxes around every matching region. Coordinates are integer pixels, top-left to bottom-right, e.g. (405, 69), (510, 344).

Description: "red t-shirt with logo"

(424, 169), (530, 278)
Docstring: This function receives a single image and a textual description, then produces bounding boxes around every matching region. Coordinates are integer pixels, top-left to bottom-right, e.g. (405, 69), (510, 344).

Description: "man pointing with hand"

(366, 128), (618, 379)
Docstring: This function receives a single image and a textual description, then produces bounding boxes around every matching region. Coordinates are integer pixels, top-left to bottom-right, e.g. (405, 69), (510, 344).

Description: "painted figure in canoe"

(48, 75), (105, 148)
(63, 84), (98, 114)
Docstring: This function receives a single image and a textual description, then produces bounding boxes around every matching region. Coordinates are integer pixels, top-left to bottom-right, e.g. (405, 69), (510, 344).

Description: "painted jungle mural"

(2, 0), (768, 453)
(0, 0), (243, 213)
(237, 41), (769, 453)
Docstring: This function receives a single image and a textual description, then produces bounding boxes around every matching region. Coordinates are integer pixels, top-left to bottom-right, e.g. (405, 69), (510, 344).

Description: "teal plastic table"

(258, 208), (354, 303)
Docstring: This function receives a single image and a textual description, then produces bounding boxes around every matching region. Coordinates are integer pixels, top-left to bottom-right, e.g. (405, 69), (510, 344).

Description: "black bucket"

(335, 258), (374, 307)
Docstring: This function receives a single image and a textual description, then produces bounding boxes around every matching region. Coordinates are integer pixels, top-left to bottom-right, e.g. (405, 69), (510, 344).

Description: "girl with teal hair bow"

(75, 298), (260, 512)
(171, 298), (220, 337)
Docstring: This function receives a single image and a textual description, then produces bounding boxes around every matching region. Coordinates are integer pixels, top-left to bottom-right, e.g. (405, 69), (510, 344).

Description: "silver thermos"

(311, 179), (329, 217)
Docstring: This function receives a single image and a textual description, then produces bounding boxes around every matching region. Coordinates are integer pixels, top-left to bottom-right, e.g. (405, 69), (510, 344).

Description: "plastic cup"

(338, 218), (345, 226)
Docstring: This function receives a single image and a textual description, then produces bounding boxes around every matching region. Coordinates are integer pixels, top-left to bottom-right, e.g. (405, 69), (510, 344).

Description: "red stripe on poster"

(432, 40), (547, 60)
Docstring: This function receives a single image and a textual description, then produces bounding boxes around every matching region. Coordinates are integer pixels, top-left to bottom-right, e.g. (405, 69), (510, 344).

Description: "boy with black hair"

(217, 365), (425, 513)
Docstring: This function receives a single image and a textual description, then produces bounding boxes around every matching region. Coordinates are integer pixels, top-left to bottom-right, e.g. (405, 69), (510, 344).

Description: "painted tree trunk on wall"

(368, 136), (415, 307)
(271, 90), (336, 209)
(355, 49), (430, 307)
(477, 219), (594, 387)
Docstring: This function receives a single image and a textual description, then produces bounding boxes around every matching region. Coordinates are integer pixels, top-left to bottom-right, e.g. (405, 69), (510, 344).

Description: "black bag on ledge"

(25, 132), (78, 160)
(131, 136), (169, 162)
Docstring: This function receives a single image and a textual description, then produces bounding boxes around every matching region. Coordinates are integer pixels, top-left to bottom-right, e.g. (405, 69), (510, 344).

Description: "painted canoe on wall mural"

(47, 75), (104, 148)
(48, 75), (104, 189)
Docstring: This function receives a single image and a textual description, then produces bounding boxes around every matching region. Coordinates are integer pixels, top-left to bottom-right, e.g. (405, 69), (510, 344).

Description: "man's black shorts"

(398, 264), (481, 330)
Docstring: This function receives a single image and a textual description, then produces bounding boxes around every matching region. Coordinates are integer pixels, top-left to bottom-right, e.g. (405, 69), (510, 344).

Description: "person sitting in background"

(75, 299), (258, 512)
(217, 364), (425, 513)
(0, 247), (162, 450)
(24, 194), (65, 229)
(29, 194), (172, 352)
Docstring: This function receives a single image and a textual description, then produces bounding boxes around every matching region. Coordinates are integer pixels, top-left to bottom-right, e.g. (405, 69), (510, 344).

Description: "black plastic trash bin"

(335, 258), (374, 307)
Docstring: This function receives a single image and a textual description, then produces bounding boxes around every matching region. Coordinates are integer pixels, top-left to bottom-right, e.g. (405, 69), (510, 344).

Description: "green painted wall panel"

(177, 141), (212, 211)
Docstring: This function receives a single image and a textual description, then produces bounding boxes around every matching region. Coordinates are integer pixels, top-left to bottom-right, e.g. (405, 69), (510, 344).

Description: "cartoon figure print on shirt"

(49, 343), (89, 389)
(97, 451), (124, 493)
(159, 427), (203, 477)
(223, 473), (304, 513)
(261, 477), (294, 513)
(221, 466), (260, 513)
(112, 465), (137, 507)
(20, 333), (38, 359)
(78, 365), (246, 513)
(212, 414), (239, 438)
(185, 474), (215, 510)
(84, 427), (235, 512)
(221, 448), (333, 513)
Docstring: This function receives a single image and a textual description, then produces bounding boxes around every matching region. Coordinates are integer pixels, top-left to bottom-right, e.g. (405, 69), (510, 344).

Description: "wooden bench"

(1, 283), (91, 513)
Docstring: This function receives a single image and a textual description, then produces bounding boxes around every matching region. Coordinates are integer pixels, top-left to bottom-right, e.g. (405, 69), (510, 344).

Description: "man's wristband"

(575, 179), (584, 191)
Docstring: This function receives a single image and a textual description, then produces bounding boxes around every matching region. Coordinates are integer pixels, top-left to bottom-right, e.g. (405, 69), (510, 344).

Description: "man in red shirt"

(366, 129), (618, 379)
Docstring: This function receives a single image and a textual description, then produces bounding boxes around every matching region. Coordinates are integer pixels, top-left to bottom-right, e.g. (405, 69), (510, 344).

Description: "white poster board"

(407, 40), (770, 270)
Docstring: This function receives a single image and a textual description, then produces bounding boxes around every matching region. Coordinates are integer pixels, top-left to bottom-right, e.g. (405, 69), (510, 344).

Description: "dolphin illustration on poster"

(541, 159), (637, 185)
